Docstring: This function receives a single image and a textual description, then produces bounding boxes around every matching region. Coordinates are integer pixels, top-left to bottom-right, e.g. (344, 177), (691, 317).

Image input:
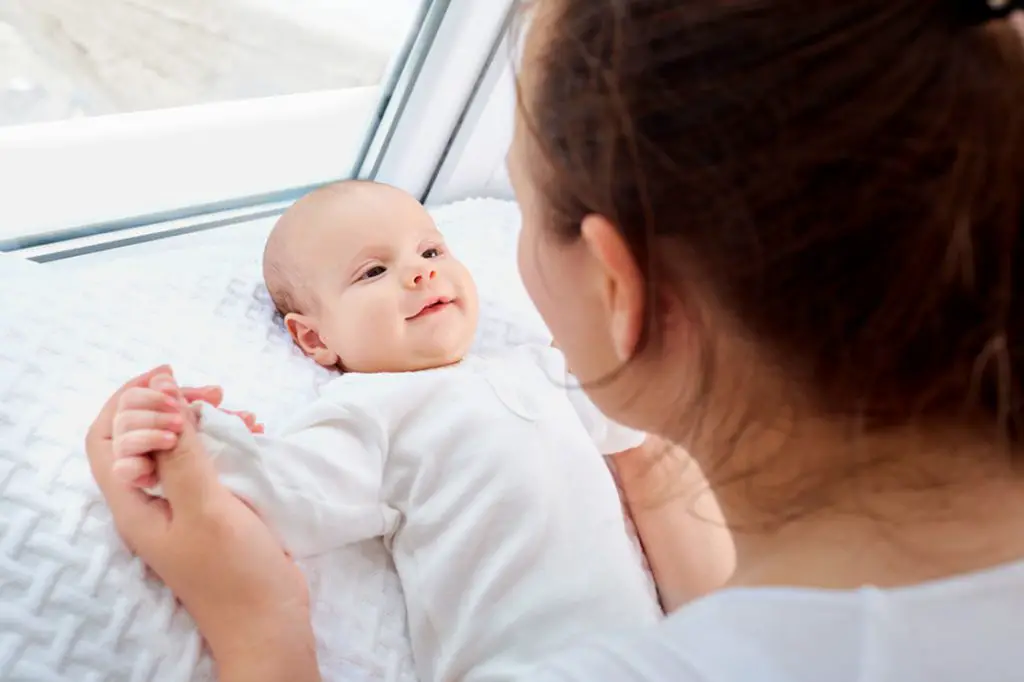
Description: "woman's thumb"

(157, 416), (222, 508)
(149, 375), (221, 508)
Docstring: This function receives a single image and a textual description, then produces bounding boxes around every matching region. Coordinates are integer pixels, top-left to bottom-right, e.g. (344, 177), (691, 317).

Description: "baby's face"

(291, 188), (479, 373)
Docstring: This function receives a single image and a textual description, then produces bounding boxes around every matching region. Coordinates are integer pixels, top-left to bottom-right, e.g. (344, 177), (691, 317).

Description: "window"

(0, 0), (434, 245)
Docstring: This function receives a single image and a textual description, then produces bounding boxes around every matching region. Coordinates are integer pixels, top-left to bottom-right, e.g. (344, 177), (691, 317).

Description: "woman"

(87, 0), (1024, 680)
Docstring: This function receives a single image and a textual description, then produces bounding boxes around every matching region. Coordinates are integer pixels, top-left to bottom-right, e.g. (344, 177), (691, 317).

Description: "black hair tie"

(958, 0), (1024, 25)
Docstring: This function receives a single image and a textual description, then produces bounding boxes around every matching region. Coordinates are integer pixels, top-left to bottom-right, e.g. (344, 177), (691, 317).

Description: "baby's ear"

(284, 313), (340, 368)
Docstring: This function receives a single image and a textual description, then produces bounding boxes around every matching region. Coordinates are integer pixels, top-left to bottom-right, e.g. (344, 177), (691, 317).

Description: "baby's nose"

(411, 269), (437, 286)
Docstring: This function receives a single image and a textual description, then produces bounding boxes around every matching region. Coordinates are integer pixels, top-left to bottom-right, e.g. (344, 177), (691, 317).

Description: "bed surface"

(0, 198), (650, 682)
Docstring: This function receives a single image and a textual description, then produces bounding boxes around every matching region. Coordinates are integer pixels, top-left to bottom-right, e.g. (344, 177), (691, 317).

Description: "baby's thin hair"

(262, 224), (306, 316)
(263, 179), (385, 316)
(264, 258), (304, 317)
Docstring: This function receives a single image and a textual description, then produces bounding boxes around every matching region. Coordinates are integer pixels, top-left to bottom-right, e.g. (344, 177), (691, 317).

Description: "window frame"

(0, 88), (379, 248)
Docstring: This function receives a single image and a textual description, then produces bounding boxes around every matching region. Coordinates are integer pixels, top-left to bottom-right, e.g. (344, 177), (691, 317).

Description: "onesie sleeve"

(530, 344), (648, 455)
(179, 400), (394, 559)
(563, 380), (647, 455)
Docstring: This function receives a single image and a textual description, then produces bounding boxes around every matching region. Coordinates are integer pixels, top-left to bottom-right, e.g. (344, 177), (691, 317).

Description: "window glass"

(0, 0), (420, 125)
(0, 0), (431, 243)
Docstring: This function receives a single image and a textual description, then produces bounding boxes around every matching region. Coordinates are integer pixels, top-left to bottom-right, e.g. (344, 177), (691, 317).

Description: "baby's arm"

(561, 377), (647, 455)
(188, 402), (393, 559)
(112, 379), (392, 559)
(610, 438), (735, 611)
(551, 352), (734, 610)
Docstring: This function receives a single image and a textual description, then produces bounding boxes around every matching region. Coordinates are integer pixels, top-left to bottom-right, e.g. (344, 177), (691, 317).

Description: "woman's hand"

(109, 381), (264, 489)
(86, 366), (320, 682)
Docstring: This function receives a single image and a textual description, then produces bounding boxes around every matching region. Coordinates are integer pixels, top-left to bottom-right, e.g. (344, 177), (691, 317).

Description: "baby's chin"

(342, 351), (466, 374)
(334, 311), (478, 373)
(339, 339), (472, 374)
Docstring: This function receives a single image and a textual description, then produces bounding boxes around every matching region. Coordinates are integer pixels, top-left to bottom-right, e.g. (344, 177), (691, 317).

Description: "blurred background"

(0, 0), (419, 126)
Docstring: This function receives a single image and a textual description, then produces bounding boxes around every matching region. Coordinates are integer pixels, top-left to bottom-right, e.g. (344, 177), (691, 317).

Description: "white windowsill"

(0, 87), (381, 241)
(35, 212), (279, 270)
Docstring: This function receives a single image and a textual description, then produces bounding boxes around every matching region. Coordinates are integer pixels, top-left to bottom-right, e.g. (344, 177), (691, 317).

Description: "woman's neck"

(696, 420), (1024, 591)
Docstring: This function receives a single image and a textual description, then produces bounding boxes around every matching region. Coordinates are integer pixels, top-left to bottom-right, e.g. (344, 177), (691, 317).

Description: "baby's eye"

(422, 247), (442, 259)
(361, 265), (386, 280)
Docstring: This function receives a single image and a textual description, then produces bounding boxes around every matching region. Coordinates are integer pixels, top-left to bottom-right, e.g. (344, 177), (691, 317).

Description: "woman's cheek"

(517, 224), (581, 371)
(516, 222), (541, 308)
(517, 222), (558, 330)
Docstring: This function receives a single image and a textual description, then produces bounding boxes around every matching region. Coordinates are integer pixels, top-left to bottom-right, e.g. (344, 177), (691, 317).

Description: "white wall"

(425, 30), (516, 205)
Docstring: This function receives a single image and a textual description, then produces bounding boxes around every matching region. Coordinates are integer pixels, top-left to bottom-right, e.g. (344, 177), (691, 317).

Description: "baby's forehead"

(336, 223), (443, 261)
(297, 205), (440, 264)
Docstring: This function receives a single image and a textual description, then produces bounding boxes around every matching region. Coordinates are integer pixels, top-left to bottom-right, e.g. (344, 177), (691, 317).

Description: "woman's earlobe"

(580, 214), (645, 361)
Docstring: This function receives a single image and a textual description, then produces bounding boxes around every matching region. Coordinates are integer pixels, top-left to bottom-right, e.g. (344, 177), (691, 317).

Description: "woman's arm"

(218, 633), (320, 682)
(87, 367), (321, 681)
(611, 437), (735, 611)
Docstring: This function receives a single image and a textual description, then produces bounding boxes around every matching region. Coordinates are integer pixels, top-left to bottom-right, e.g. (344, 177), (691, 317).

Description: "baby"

(114, 181), (661, 682)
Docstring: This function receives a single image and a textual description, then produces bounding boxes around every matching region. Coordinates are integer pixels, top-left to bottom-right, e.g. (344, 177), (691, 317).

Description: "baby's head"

(263, 180), (479, 373)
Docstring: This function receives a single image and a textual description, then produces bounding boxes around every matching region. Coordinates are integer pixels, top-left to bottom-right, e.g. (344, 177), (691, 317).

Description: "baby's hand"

(219, 409), (265, 435)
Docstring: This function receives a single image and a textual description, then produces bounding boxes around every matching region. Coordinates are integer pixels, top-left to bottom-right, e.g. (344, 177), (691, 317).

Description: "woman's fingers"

(145, 376), (226, 510)
(87, 365), (172, 446)
(86, 366), (176, 548)
(133, 472), (160, 489)
(114, 409), (185, 439)
(118, 386), (180, 414)
(114, 380), (224, 420)
(151, 374), (185, 403)
(113, 429), (179, 459)
(112, 455), (157, 483)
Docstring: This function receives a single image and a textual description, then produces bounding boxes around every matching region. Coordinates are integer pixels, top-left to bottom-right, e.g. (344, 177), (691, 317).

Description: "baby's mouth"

(407, 296), (455, 320)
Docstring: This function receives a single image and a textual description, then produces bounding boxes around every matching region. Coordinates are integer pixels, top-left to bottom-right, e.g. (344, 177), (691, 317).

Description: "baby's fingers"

(222, 409), (262, 433)
(180, 385), (223, 407)
(113, 429), (178, 459)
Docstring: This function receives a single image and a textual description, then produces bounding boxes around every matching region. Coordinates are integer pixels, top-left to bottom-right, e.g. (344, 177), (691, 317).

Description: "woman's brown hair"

(519, 1), (1024, 447)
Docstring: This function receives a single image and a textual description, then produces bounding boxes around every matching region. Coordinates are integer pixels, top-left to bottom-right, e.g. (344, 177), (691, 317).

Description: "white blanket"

(0, 199), (651, 682)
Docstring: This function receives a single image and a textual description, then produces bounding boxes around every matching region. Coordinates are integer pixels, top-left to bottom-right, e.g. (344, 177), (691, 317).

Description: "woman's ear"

(284, 313), (340, 368)
(580, 214), (645, 362)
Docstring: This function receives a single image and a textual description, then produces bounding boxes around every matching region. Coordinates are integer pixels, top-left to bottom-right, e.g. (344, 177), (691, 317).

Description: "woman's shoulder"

(530, 561), (1024, 682)
(529, 585), (882, 682)
(526, 590), (800, 682)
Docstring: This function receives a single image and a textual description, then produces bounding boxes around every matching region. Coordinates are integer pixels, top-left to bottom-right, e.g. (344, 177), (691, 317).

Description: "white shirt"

(530, 559), (1024, 682)
(194, 345), (662, 682)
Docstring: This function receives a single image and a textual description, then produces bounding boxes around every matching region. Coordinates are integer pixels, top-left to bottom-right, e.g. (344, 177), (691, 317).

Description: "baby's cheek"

(338, 316), (404, 371)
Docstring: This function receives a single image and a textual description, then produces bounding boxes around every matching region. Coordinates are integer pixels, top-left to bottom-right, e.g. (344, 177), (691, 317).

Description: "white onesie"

(191, 344), (662, 682)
